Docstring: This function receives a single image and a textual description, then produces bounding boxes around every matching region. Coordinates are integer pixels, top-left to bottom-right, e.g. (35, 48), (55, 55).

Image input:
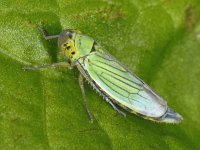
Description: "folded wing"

(81, 51), (168, 118)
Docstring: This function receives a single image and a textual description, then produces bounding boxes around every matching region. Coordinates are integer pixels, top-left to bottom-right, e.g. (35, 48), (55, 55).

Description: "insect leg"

(23, 62), (73, 70)
(38, 26), (59, 40)
(78, 74), (94, 123)
(105, 98), (126, 117)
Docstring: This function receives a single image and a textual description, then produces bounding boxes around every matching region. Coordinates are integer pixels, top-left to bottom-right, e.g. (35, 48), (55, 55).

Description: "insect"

(24, 27), (183, 123)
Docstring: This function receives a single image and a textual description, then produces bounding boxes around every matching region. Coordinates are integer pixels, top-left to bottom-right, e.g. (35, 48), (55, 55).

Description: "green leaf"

(1, 0), (200, 149)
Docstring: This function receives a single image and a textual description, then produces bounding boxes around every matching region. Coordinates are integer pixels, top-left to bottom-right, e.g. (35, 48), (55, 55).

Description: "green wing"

(78, 50), (168, 118)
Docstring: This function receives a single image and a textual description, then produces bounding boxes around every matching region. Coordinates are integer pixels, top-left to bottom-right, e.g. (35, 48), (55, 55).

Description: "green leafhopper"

(24, 27), (183, 123)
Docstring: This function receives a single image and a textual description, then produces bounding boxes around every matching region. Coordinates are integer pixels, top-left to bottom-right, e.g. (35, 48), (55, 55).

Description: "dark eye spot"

(71, 51), (75, 55)
(68, 32), (73, 39)
(67, 46), (71, 50)
(63, 43), (67, 46)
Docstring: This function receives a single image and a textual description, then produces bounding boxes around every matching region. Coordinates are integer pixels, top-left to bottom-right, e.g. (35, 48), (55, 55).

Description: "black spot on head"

(67, 46), (71, 50)
(63, 43), (67, 46)
(71, 51), (75, 55)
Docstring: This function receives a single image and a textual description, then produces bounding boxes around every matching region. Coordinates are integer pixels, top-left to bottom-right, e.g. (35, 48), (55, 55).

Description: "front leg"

(23, 62), (73, 70)
(78, 74), (94, 123)
(38, 26), (59, 40)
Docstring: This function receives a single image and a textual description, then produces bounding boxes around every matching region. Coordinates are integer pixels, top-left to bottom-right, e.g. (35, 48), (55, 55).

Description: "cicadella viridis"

(24, 27), (183, 123)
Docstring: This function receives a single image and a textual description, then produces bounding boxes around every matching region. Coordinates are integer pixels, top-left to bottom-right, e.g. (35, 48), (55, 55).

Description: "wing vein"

(89, 61), (142, 86)
(92, 59), (127, 73)
(90, 64), (145, 105)
(93, 70), (129, 99)
(100, 73), (130, 96)
(102, 70), (142, 91)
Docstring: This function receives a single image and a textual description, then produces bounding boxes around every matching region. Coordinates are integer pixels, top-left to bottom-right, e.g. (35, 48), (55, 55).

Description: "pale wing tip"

(157, 107), (183, 124)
